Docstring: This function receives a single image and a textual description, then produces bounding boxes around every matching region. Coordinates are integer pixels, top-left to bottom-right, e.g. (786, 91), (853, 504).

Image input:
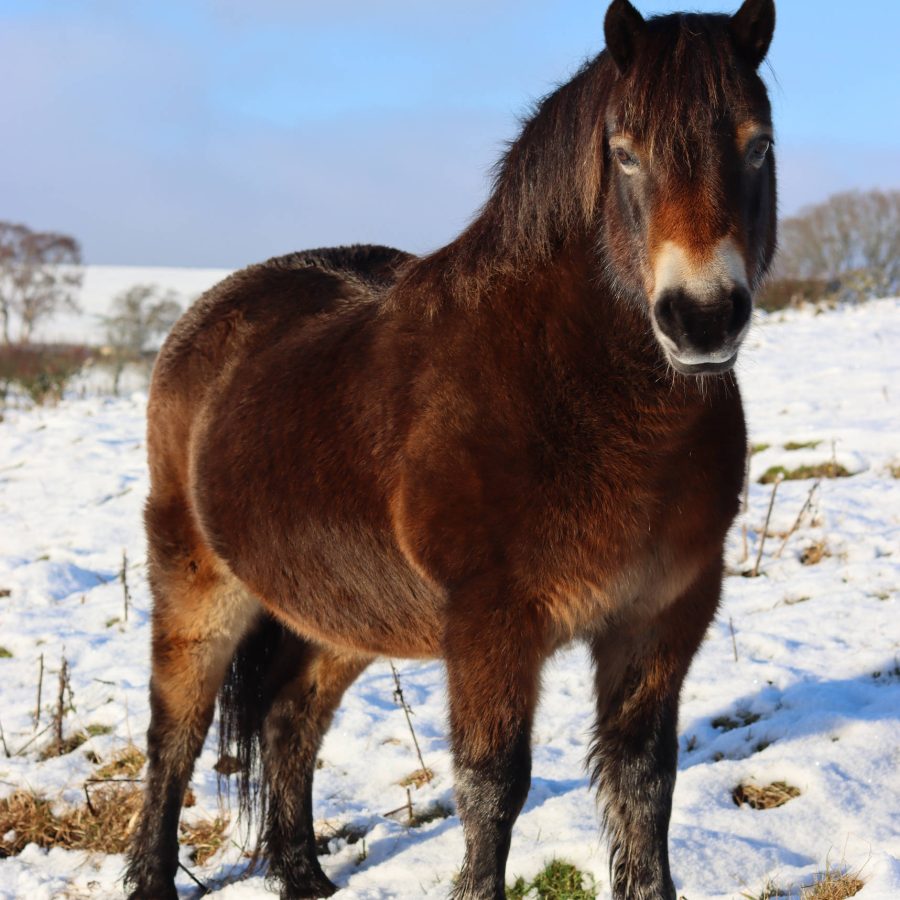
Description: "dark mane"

(390, 12), (765, 314)
(390, 57), (612, 313)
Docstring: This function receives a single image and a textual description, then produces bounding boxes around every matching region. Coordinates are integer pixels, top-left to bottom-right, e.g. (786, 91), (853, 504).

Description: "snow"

(1, 295), (899, 899)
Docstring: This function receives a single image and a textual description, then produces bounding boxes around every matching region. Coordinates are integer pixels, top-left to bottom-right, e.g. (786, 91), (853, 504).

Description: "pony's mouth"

(667, 353), (738, 376)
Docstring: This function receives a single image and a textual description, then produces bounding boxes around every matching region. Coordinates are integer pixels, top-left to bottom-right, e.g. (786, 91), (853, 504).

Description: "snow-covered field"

(35, 266), (232, 346)
(1, 297), (899, 899)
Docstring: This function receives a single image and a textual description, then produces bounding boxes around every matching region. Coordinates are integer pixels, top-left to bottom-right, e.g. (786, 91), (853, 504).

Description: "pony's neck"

(388, 57), (612, 317)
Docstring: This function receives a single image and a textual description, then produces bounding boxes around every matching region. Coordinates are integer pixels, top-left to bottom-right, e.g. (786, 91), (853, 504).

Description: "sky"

(1, 0), (898, 269)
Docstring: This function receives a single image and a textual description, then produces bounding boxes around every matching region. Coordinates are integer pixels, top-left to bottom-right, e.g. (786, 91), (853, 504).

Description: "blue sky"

(1, 0), (898, 268)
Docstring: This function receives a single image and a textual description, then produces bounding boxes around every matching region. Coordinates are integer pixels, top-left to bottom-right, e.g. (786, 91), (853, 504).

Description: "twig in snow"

(729, 618), (739, 663)
(120, 550), (132, 623)
(751, 473), (783, 577)
(774, 480), (821, 559)
(0, 717), (10, 758)
(740, 444), (751, 563)
(52, 655), (72, 756)
(177, 861), (210, 894)
(389, 661), (431, 784)
(34, 652), (44, 730)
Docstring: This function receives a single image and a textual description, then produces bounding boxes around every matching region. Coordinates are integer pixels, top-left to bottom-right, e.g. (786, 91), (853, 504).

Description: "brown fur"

(127, 2), (777, 898)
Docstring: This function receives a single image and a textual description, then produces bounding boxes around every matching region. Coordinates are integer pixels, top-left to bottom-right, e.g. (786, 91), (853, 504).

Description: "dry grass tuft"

(398, 767), (433, 788)
(800, 540), (830, 566)
(801, 866), (865, 900)
(96, 744), (146, 779)
(180, 815), (229, 866)
(39, 731), (90, 760)
(0, 784), (143, 856)
(733, 781), (801, 810)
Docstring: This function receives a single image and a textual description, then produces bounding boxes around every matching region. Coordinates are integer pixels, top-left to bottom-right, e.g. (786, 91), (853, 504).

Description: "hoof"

(125, 884), (178, 900)
(280, 873), (339, 899)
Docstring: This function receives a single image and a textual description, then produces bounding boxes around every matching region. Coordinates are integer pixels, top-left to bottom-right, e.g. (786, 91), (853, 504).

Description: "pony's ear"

(729, 0), (775, 68)
(604, 0), (646, 75)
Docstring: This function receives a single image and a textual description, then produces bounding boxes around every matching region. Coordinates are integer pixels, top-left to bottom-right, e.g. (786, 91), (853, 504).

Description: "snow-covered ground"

(1, 297), (899, 899)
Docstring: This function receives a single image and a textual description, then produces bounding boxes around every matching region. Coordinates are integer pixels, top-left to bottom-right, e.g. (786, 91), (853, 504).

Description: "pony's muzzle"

(652, 286), (751, 375)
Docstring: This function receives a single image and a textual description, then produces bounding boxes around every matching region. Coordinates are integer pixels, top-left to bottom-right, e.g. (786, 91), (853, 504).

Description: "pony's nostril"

(653, 290), (685, 341)
(728, 287), (752, 337)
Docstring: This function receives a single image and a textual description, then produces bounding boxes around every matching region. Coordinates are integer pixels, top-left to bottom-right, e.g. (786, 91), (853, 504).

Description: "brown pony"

(125, 1), (777, 897)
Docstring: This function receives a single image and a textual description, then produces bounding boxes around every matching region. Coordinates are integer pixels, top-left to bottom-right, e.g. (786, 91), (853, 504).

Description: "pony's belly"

(229, 522), (446, 659)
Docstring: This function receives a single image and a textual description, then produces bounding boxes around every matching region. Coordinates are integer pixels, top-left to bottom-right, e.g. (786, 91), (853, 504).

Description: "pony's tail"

(217, 612), (294, 857)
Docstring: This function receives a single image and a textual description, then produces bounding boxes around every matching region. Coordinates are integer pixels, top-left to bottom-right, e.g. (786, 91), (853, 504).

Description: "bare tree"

(0, 222), (83, 343)
(775, 189), (900, 303)
(103, 284), (182, 393)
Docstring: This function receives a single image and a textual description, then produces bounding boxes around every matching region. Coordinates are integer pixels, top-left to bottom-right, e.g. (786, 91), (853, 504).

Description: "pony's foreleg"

(125, 538), (258, 899)
(445, 590), (547, 900)
(589, 562), (722, 900)
(260, 640), (370, 900)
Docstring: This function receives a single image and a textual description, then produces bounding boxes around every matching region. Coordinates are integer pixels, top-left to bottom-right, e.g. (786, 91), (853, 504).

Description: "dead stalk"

(740, 444), (751, 563)
(34, 652), (44, 730)
(729, 617), (739, 662)
(389, 661), (431, 784)
(0, 718), (10, 758)
(120, 550), (131, 623)
(774, 480), (821, 559)
(751, 474), (783, 577)
(52, 655), (71, 756)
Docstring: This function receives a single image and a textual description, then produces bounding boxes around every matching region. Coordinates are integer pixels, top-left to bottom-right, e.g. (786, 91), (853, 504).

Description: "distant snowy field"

(1, 296), (899, 899)
(34, 265), (233, 345)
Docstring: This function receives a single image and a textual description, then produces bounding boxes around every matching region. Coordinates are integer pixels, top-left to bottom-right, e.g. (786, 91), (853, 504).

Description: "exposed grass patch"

(752, 442), (771, 454)
(712, 709), (761, 732)
(733, 781), (801, 810)
(409, 800), (453, 828)
(180, 815), (229, 866)
(784, 440), (822, 451)
(800, 540), (830, 566)
(889, 463), (900, 478)
(85, 723), (113, 737)
(801, 866), (864, 899)
(508, 860), (597, 899)
(96, 743), (146, 779)
(0, 647), (12, 658)
(315, 821), (368, 855)
(759, 463), (851, 484)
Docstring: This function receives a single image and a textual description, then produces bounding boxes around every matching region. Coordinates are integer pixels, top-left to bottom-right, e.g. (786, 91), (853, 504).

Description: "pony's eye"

(748, 138), (771, 168)
(613, 146), (639, 172)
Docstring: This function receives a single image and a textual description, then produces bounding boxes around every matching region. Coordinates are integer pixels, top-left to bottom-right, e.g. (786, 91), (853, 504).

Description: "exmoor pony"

(126, 1), (777, 897)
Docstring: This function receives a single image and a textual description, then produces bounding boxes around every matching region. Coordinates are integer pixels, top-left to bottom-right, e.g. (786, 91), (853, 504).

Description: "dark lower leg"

(260, 643), (369, 899)
(445, 596), (546, 900)
(593, 695), (679, 900)
(452, 730), (532, 900)
(125, 685), (217, 899)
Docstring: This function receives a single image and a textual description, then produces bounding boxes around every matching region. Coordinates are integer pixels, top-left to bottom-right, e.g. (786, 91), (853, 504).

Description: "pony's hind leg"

(589, 562), (722, 900)
(249, 629), (370, 899)
(220, 617), (371, 898)
(125, 500), (259, 900)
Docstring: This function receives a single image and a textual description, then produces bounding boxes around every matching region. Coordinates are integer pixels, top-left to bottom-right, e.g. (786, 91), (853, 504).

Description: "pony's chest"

(538, 406), (745, 634)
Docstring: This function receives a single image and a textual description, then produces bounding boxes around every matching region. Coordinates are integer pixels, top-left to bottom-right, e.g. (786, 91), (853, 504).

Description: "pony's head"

(601, 0), (776, 375)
